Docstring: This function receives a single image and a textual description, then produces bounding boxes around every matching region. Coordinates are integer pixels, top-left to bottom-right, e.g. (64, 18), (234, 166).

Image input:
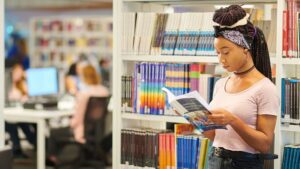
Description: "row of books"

(32, 52), (107, 68)
(35, 37), (112, 48)
(281, 144), (300, 169)
(122, 12), (215, 56)
(282, 0), (300, 58)
(281, 78), (300, 124)
(31, 18), (112, 68)
(121, 124), (211, 169)
(34, 19), (112, 32)
(121, 62), (220, 115)
(121, 129), (161, 168)
(122, 11), (276, 56)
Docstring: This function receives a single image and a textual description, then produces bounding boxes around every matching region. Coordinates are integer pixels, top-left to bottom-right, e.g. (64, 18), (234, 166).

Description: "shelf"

(122, 113), (188, 123)
(66, 32), (112, 37)
(122, 55), (219, 63)
(281, 124), (300, 132)
(123, 55), (277, 64)
(282, 58), (300, 65)
(35, 32), (112, 38)
(36, 47), (112, 54)
(123, 0), (276, 4)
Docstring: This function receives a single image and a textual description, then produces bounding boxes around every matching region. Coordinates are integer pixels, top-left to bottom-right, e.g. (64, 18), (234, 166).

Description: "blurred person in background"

(5, 64), (36, 159)
(65, 62), (81, 95)
(6, 32), (30, 70)
(47, 64), (110, 165)
(99, 58), (111, 89)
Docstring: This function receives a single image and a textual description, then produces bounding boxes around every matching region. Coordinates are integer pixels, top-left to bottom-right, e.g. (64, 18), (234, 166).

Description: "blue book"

(291, 146), (296, 169)
(177, 135), (183, 169)
(282, 146), (288, 169)
(184, 136), (189, 169)
(161, 64), (166, 115)
(281, 78), (286, 118)
(191, 136), (198, 169)
(208, 33), (215, 55)
(196, 32), (203, 55)
(139, 63), (145, 114)
(161, 31), (168, 55)
(150, 63), (156, 114)
(187, 136), (191, 169)
(292, 146), (299, 169)
(145, 63), (150, 114)
(285, 146), (291, 169)
(134, 64), (140, 113)
(154, 64), (159, 115)
(195, 137), (201, 169)
(292, 146), (297, 169)
(202, 32), (209, 55)
(174, 31), (183, 55)
(295, 146), (300, 169)
(158, 63), (165, 115)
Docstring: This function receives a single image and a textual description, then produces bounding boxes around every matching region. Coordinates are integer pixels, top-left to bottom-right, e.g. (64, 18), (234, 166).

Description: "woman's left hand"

(208, 109), (236, 126)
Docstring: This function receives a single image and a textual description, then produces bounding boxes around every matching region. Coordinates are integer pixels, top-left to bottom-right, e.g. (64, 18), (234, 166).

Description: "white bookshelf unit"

(113, 0), (289, 169)
(29, 16), (112, 69)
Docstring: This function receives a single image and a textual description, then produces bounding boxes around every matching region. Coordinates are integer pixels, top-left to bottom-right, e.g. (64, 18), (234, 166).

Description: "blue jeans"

(208, 147), (264, 169)
(5, 122), (37, 154)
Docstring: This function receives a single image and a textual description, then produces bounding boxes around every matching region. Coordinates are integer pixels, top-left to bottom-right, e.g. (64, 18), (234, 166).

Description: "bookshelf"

(113, 0), (283, 169)
(29, 16), (112, 69)
(279, 0), (300, 167)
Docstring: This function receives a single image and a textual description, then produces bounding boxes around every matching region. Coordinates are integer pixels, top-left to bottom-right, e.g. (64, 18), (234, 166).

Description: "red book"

(283, 10), (288, 57)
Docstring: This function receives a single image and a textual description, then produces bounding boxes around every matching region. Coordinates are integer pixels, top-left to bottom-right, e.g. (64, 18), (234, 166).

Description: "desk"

(4, 107), (73, 169)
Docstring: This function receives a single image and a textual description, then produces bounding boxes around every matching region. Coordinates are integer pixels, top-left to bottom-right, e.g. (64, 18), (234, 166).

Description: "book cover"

(162, 87), (226, 132)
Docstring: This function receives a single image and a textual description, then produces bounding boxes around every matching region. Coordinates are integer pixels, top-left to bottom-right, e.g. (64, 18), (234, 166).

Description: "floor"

(11, 142), (112, 169)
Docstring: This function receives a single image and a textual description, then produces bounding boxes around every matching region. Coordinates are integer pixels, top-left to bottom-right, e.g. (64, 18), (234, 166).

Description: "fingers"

(208, 114), (226, 125)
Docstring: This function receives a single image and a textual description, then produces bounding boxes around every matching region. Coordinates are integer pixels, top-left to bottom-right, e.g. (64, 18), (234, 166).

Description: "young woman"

(65, 62), (81, 95)
(9, 64), (28, 102)
(6, 64), (36, 159)
(204, 5), (279, 169)
(47, 65), (110, 165)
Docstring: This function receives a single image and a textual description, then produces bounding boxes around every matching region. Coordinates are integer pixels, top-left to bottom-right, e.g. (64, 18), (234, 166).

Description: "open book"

(162, 87), (227, 132)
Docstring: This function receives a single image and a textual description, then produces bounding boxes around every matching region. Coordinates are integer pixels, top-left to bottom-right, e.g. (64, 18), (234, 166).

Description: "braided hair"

(213, 5), (272, 80)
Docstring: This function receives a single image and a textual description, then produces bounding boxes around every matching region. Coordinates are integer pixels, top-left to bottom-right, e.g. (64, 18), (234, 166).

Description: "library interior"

(0, 0), (299, 169)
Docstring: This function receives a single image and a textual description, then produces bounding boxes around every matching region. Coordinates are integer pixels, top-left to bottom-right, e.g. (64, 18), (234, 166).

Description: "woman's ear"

(243, 48), (248, 54)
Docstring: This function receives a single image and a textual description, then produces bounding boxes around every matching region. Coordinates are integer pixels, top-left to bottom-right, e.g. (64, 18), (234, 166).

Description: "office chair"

(80, 96), (109, 168)
(57, 96), (110, 169)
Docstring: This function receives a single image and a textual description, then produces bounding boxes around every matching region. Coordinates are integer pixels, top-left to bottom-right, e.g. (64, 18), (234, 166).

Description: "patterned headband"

(219, 30), (250, 49)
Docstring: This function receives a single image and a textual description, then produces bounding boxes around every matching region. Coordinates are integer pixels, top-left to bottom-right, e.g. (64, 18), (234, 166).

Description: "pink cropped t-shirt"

(208, 77), (279, 153)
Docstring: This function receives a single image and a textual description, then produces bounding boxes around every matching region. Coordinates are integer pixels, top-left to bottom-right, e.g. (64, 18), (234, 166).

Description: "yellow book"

(198, 138), (208, 169)
(170, 134), (176, 169)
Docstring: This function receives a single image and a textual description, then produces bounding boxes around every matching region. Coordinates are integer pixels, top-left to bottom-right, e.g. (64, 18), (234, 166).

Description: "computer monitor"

(26, 67), (59, 97)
